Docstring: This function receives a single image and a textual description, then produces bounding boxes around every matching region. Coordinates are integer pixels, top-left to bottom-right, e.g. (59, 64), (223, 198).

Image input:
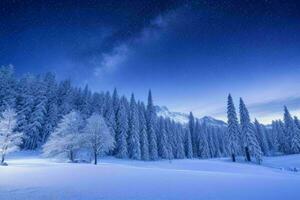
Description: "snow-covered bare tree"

(0, 108), (23, 165)
(83, 114), (114, 164)
(43, 111), (83, 162)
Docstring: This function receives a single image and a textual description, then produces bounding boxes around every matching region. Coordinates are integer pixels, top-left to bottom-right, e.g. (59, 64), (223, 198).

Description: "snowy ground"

(1, 152), (300, 200)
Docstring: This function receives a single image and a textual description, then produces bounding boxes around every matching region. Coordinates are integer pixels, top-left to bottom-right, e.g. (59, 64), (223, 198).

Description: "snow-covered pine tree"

(175, 124), (185, 159)
(239, 98), (263, 164)
(40, 73), (58, 144)
(188, 112), (197, 156)
(157, 117), (169, 159)
(165, 118), (174, 160)
(43, 111), (83, 162)
(112, 88), (120, 118)
(57, 80), (74, 117)
(184, 127), (193, 158)
(212, 128), (221, 157)
(103, 92), (116, 138)
(80, 85), (92, 119)
(227, 94), (240, 162)
(271, 120), (284, 153)
(0, 65), (16, 112)
(24, 76), (47, 149)
(283, 106), (297, 154)
(254, 119), (270, 156)
(15, 75), (35, 148)
(207, 128), (215, 158)
(197, 122), (210, 159)
(0, 108), (23, 165)
(127, 94), (141, 160)
(83, 114), (114, 164)
(138, 102), (149, 160)
(90, 92), (105, 115)
(146, 90), (158, 160)
(283, 107), (300, 153)
(115, 96), (129, 158)
(294, 117), (300, 130)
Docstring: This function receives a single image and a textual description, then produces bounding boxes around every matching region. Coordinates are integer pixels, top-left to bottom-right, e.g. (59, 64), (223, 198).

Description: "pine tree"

(283, 107), (300, 153)
(115, 97), (129, 158)
(197, 122), (210, 158)
(127, 94), (141, 160)
(0, 65), (16, 112)
(146, 90), (158, 160)
(165, 118), (174, 160)
(184, 127), (193, 158)
(188, 112), (197, 156)
(240, 98), (263, 164)
(24, 76), (47, 149)
(175, 124), (185, 159)
(41, 73), (58, 144)
(227, 94), (240, 162)
(57, 80), (73, 117)
(103, 92), (116, 138)
(254, 119), (269, 156)
(138, 102), (149, 160)
(157, 117), (169, 159)
(272, 120), (284, 153)
(91, 92), (105, 115)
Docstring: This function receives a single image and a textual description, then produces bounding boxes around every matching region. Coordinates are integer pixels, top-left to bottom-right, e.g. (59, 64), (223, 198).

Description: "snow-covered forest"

(0, 65), (300, 165)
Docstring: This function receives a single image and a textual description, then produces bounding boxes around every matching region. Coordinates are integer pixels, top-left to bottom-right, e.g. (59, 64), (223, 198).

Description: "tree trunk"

(1, 153), (5, 164)
(231, 154), (236, 162)
(245, 147), (251, 162)
(94, 151), (98, 165)
(70, 151), (74, 162)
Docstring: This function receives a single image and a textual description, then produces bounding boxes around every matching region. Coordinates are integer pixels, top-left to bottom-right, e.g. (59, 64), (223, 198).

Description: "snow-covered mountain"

(156, 106), (227, 127)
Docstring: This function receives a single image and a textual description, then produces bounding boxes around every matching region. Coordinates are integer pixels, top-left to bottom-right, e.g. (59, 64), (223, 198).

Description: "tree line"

(0, 65), (299, 165)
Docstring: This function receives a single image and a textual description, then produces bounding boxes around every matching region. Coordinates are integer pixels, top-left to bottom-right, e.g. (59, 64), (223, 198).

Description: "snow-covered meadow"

(1, 152), (300, 200)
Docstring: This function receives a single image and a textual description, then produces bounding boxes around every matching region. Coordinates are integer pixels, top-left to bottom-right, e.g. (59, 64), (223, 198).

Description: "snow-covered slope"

(1, 152), (300, 200)
(156, 106), (227, 127)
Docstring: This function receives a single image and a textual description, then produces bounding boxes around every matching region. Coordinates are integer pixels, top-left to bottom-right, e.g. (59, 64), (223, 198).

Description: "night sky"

(1, 0), (300, 123)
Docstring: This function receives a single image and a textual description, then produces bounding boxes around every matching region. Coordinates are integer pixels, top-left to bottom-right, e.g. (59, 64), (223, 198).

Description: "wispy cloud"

(94, 45), (128, 77)
(93, 9), (178, 78)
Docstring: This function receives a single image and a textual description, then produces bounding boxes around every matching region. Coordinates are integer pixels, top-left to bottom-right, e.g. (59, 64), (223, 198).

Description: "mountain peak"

(156, 106), (227, 127)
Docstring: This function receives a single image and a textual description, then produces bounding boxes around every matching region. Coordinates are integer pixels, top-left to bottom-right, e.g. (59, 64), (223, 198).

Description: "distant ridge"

(156, 106), (227, 127)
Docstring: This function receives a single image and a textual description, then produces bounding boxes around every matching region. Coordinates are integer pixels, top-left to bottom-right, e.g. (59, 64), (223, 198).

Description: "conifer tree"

(240, 98), (263, 164)
(146, 90), (158, 160)
(283, 107), (300, 153)
(227, 94), (240, 162)
(157, 117), (169, 159)
(127, 94), (141, 160)
(115, 97), (129, 158)
(184, 127), (193, 158)
(138, 102), (149, 160)
(254, 119), (269, 156)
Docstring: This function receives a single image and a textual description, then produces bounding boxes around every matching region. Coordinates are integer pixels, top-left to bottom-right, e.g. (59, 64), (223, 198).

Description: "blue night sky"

(1, 0), (300, 123)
